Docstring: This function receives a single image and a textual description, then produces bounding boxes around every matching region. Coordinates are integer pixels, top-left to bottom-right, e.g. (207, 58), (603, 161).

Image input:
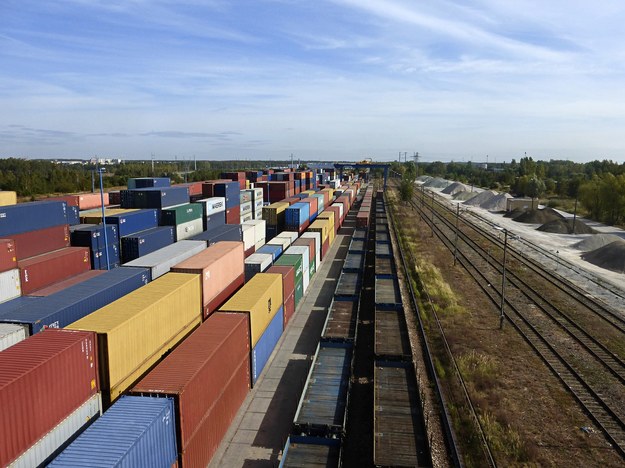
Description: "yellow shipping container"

(81, 208), (138, 224)
(218, 273), (283, 347)
(262, 202), (290, 226)
(302, 190), (315, 196)
(308, 218), (330, 244)
(320, 188), (335, 201)
(67, 272), (202, 405)
(0, 191), (17, 206)
(316, 212), (335, 244)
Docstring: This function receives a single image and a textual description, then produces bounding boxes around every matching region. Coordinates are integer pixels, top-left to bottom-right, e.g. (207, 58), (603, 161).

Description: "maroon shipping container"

(0, 239), (17, 273)
(28, 269), (105, 297)
(292, 238), (315, 265)
(283, 197), (300, 206)
(266, 265), (295, 300)
(335, 197), (349, 217)
(284, 292), (295, 327)
(321, 237), (330, 260)
(108, 190), (121, 205)
(201, 180), (233, 198)
(131, 313), (250, 468)
(0, 329), (99, 466)
(299, 197), (318, 218)
(226, 205), (241, 224)
(204, 274), (244, 319)
(11, 224), (70, 260)
(356, 211), (370, 227)
(176, 182), (204, 197)
(18, 247), (91, 295)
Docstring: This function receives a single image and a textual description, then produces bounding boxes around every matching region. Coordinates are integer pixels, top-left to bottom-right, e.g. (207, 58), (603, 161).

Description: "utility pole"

(414, 152), (419, 176)
(194, 154), (197, 172)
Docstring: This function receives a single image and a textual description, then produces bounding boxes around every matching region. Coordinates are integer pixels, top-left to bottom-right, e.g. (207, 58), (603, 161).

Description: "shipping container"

(67, 273), (202, 405)
(0, 268), (20, 304)
(174, 217), (204, 242)
(298, 197), (318, 223)
(0, 329), (100, 467)
(266, 236), (291, 251)
(0, 191), (17, 206)
(131, 313), (250, 467)
(131, 186), (190, 209)
(49, 396), (177, 467)
(266, 265), (295, 327)
(122, 240), (206, 280)
(90, 242), (121, 270)
(213, 182), (241, 209)
(193, 197), (226, 217)
(128, 177), (171, 189)
(285, 202), (310, 234)
(262, 202), (290, 226)
(0, 200), (67, 237)
(240, 200), (253, 216)
(244, 253), (273, 281)
(310, 193), (325, 214)
(251, 306), (284, 385)
(274, 254), (303, 307)
(175, 181), (204, 197)
(256, 243), (282, 261)
(10, 224), (71, 260)
(204, 211), (226, 232)
(0, 322), (27, 352)
(171, 241), (245, 319)
(80, 207), (138, 224)
(27, 269), (105, 297)
(18, 247), (90, 295)
(120, 226), (175, 263)
(191, 223), (242, 245)
(308, 219), (330, 245)
(331, 202), (344, 223)
(161, 203), (203, 226)
(46, 193), (111, 211)
(300, 232), (321, 270)
(70, 224), (119, 251)
(0, 239), (17, 273)
(292, 237), (315, 265)
(219, 273), (283, 348)
(104, 209), (159, 237)
(242, 219), (266, 247)
(11, 392), (102, 468)
(241, 223), (256, 253)
(284, 246), (310, 293)
(0, 267), (150, 334)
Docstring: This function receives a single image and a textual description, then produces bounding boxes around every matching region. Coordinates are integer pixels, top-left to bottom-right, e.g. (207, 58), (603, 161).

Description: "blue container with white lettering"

(105, 209), (158, 237)
(131, 186), (190, 209)
(121, 226), (175, 263)
(127, 177), (171, 189)
(71, 224), (119, 251)
(0, 201), (67, 237)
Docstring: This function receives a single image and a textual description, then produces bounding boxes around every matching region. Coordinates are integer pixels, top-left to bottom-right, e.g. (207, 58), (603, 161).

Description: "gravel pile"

(463, 190), (498, 207)
(512, 207), (563, 224)
(480, 193), (512, 212)
(453, 191), (478, 201)
(582, 240), (625, 273)
(573, 234), (624, 251)
(504, 208), (527, 219)
(424, 177), (451, 189)
(441, 182), (470, 195)
(537, 218), (596, 234)
(416, 175), (431, 184)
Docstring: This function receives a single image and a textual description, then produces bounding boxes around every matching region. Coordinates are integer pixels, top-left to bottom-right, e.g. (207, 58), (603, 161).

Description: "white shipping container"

(267, 236), (291, 251)
(0, 268), (21, 304)
(240, 190), (253, 204)
(284, 245), (310, 293)
(331, 202), (344, 221)
(242, 219), (266, 246)
(240, 201), (253, 215)
(11, 393), (102, 468)
(0, 323), (27, 352)
(277, 231), (298, 244)
(254, 239), (266, 251)
(241, 224), (256, 251)
(300, 231), (321, 270)
(254, 199), (264, 211)
(194, 197), (226, 216)
(252, 188), (263, 200)
(244, 253), (273, 281)
(175, 218), (203, 241)
(240, 213), (253, 223)
(253, 209), (263, 220)
(123, 240), (206, 280)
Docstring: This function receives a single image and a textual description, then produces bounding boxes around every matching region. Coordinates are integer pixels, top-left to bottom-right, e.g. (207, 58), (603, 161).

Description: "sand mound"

(416, 175), (431, 184)
(480, 193), (512, 211)
(512, 207), (563, 224)
(453, 191), (478, 201)
(573, 234), (624, 251)
(463, 190), (498, 207)
(441, 182), (469, 195)
(537, 218), (596, 235)
(423, 177), (451, 189)
(582, 240), (625, 273)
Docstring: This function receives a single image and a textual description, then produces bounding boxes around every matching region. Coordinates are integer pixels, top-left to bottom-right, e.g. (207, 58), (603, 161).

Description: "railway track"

(409, 184), (625, 459)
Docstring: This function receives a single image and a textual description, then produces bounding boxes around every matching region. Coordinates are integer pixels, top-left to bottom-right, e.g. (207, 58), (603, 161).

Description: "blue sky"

(2, 0), (625, 162)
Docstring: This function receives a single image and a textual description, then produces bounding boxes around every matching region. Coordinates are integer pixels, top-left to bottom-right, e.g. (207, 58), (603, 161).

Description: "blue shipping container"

(119, 189), (135, 208)
(251, 306), (284, 385)
(67, 205), (80, 226)
(285, 202), (310, 228)
(213, 182), (241, 209)
(91, 243), (121, 270)
(204, 212), (226, 232)
(191, 223), (242, 245)
(256, 244), (282, 261)
(71, 224), (120, 251)
(127, 177), (171, 189)
(49, 396), (177, 468)
(105, 209), (158, 237)
(120, 226), (175, 263)
(131, 186), (189, 209)
(0, 267), (150, 334)
(0, 200), (67, 237)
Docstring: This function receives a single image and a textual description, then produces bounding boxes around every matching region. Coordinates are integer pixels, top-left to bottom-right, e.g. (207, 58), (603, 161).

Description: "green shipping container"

(309, 257), (316, 280)
(274, 254), (303, 306)
(161, 203), (203, 226)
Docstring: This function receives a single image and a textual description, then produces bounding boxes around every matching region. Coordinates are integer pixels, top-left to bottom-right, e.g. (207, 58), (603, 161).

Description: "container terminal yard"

(2, 162), (624, 467)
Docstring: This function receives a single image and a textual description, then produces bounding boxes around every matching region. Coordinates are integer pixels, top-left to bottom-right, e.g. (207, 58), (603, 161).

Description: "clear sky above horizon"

(2, 1), (625, 163)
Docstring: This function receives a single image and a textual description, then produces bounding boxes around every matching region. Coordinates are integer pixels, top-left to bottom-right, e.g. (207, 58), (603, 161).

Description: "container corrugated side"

(0, 323), (27, 351)
(266, 236), (291, 251)
(0, 239), (17, 273)
(0, 329), (100, 467)
(262, 202), (289, 225)
(27, 269), (105, 297)
(242, 219), (266, 245)
(0, 267), (150, 334)
(300, 232), (321, 269)
(120, 226), (175, 263)
(131, 313), (250, 467)
(48, 396), (178, 467)
(11, 224), (71, 260)
(170, 241), (244, 313)
(175, 217), (204, 241)
(193, 197), (226, 217)
(244, 253), (273, 281)
(11, 393), (102, 468)
(0, 268), (21, 304)
(218, 273), (283, 348)
(0, 201), (67, 238)
(251, 306), (284, 385)
(0, 191), (17, 206)
(161, 203), (203, 226)
(122, 240), (206, 280)
(242, 223), (256, 250)
(80, 208), (137, 224)
(284, 246), (310, 294)
(67, 273), (202, 405)
(18, 247), (91, 295)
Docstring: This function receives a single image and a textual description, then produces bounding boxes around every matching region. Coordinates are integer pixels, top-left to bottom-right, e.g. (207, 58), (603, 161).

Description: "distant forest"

(1, 156), (625, 226)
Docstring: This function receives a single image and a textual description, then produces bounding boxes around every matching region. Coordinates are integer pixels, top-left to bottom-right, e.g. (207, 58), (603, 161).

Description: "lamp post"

(98, 167), (110, 270)
(496, 227), (508, 329)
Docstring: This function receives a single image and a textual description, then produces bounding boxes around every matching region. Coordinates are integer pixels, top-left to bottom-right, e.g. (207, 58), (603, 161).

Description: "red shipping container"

(176, 182), (204, 197)
(292, 238), (315, 265)
(266, 265), (295, 300)
(299, 197), (318, 218)
(171, 241), (245, 317)
(204, 274), (244, 319)
(27, 269), (105, 297)
(321, 237), (330, 259)
(131, 313), (250, 468)
(283, 197), (300, 206)
(0, 239), (17, 273)
(283, 292), (295, 327)
(18, 247), (91, 295)
(244, 245), (255, 258)
(0, 329), (99, 467)
(226, 205), (241, 224)
(11, 224), (70, 260)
